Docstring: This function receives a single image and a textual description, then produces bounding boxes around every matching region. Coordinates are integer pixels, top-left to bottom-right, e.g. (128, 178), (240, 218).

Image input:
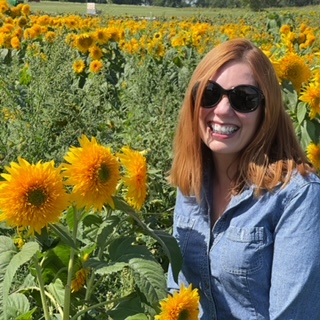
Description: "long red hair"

(169, 38), (313, 201)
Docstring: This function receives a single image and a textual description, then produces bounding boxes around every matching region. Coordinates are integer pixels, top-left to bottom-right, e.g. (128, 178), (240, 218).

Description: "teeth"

(210, 123), (238, 134)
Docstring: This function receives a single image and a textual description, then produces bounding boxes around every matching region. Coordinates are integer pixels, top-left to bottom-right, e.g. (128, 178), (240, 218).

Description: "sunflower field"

(0, 1), (320, 319)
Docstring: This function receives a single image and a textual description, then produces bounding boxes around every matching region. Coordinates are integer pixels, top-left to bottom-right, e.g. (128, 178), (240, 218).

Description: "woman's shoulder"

(279, 170), (320, 201)
(290, 170), (320, 186)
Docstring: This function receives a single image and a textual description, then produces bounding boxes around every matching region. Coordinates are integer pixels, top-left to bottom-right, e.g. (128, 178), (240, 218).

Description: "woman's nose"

(213, 95), (234, 115)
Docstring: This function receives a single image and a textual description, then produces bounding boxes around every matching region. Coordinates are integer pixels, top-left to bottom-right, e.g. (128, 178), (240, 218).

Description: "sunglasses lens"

(230, 87), (260, 112)
(201, 83), (222, 108)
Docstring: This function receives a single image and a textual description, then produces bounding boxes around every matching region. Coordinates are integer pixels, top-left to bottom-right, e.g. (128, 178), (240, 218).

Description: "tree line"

(58, 0), (320, 9)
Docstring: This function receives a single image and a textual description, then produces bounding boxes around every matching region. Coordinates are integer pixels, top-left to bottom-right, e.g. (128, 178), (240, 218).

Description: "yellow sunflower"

(74, 33), (95, 53)
(94, 28), (110, 45)
(71, 268), (89, 293)
(73, 59), (86, 74)
(299, 80), (320, 119)
(155, 284), (200, 320)
(62, 135), (120, 211)
(10, 36), (20, 50)
(307, 143), (320, 170)
(21, 4), (31, 16)
(117, 147), (147, 211)
(89, 60), (103, 73)
(45, 31), (56, 43)
(0, 158), (70, 235)
(279, 53), (312, 92)
(18, 16), (28, 28)
(89, 45), (103, 60)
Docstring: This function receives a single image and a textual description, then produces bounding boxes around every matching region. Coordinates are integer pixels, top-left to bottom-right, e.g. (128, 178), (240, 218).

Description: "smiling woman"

(167, 38), (320, 320)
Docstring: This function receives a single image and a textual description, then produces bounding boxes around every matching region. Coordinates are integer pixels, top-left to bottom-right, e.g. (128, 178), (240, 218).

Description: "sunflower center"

(98, 163), (110, 183)
(178, 309), (189, 320)
(27, 188), (48, 207)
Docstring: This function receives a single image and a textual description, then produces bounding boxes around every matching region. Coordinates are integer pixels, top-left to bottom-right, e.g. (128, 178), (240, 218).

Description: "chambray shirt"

(167, 171), (320, 319)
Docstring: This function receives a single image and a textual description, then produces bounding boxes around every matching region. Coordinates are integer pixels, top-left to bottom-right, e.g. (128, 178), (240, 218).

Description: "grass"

(27, 1), (242, 17)
(27, 1), (320, 18)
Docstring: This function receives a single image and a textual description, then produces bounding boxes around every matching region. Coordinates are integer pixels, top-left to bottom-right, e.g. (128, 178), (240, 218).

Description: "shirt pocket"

(221, 226), (266, 275)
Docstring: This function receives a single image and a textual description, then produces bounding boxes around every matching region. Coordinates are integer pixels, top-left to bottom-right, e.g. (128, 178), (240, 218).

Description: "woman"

(167, 38), (320, 319)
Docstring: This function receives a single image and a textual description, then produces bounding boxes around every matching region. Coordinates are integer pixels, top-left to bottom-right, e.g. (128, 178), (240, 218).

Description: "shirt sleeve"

(269, 181), (320, 319)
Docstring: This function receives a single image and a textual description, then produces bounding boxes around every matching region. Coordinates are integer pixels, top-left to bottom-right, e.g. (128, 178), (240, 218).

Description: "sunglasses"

(192, 80), (265, 113)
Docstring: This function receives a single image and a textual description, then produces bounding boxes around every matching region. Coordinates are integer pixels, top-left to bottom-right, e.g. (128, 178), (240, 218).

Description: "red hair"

(169, 39), (313, 201)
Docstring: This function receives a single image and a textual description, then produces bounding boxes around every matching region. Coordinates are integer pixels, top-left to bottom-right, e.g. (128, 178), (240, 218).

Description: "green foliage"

(0, 201), (182, 319)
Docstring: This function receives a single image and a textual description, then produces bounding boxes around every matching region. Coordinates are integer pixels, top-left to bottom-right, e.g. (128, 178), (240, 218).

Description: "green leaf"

(0, 238), (34, 319)
(113, 197), (182, 281)
(15, 309), (37, 320)
(96, 216), (120, 250)
(49, 223), (78, 250)
(35, 227), (59, 252)
(153, 230), (182, 283)
(85, 259), (127, 275)
(125, 314), (149, 320)
(3, 241), (39, 320)
(7, 293), (32, 319)
(107, 293), (146, 319)
(46, 278), (65, 307)
(82, 213), (102, 227)
(109, 236), (155, 262)
(296, 102), (307, 124)
(41, 243), (76, 284)
(129, 258), (167, 306)
(0, 236), (17, 273)
(300, 121), (312, 150)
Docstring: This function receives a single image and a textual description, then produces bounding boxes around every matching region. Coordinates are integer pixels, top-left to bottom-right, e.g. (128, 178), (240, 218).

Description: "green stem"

(70, 296), (128, 320)
(84, 247), (103, 301)
(34, 253), (51, 320)
(63, 207), (79, 320)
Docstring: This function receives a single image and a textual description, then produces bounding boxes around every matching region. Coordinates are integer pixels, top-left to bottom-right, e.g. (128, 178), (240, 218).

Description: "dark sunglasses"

(192, 80), (265, 113)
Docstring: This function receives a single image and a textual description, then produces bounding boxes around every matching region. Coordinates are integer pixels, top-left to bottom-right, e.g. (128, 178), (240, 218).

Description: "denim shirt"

(167, 171), (320, 319)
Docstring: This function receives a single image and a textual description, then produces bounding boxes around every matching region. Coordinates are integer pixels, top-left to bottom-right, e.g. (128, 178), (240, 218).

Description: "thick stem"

(34, 254), (51, 320)
(63, 207), (79, 320)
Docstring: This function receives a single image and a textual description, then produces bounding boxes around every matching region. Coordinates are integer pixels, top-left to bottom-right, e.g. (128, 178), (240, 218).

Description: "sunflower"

(45, 31), (56, 43)
(155, 284), (200, 320)
(10, 36), (21, 50)
(18, 16), (28, 28)
(94, 28), (110, 45)
(0, 2), (9, 13)
(62, 135), (120, 211)
(74, 33), (95, 53)
(21, 4), (31, 16)
(279, 53), (312, 92)
(71, 268), (88, 293)
(117, 147), (147, 210)
(89, 45), (103, 60)
(307, 143), (320, 170)
(72, 59), (86, 74)
(0, 158), (70, 235)
(89, 60), (103, 73)
(299, 80), (320, 119)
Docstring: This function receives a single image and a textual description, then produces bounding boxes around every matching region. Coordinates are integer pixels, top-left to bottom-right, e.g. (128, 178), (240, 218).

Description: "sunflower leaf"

(84, 259), (128, 275)
(125, 314), (149, 320)
(49, 223), (78, 250)
(113, 197), (182, 282)
(128, 257), (167, 306)
(6, 292), (32, 319)
(2, 241), (39, 320)
(153, 230), (183, 283)
(0, 236), (18, 319)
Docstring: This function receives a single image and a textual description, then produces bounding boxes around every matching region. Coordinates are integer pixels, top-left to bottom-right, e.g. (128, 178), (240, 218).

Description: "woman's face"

(198, 61), (263, 162)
